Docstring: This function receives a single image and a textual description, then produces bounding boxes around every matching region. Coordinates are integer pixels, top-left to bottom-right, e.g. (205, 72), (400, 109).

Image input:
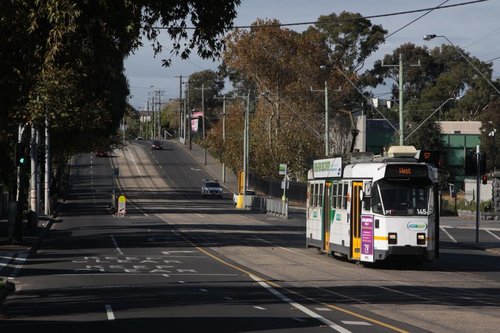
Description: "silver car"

(201, 180), (223, 198)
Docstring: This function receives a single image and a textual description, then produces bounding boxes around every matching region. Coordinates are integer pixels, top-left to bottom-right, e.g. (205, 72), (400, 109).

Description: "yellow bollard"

(236, 194), (245, 209)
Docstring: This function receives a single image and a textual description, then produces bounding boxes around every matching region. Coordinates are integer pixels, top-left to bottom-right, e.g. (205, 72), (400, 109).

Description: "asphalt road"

(1, 140), (500, 333)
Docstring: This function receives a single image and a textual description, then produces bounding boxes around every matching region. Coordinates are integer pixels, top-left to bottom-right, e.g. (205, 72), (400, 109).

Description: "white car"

(201, 180), (223, 198)
(232, 190), (256, 204)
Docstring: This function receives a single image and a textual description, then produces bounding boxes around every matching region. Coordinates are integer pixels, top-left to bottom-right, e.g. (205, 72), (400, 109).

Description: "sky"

(124, 0), (500, 110)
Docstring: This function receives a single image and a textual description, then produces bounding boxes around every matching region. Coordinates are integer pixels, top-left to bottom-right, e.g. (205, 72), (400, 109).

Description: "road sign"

(279, 163), (287, 175)
(117, 195), (126, 216)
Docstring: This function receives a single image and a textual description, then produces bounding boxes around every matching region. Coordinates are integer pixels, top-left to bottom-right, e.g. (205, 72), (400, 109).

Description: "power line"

(385, 0), (450, 39)
(153, 0), (488, 30)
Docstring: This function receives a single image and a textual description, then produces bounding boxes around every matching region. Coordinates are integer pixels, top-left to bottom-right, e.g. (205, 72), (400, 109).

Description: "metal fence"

(240, 195), (288, 218)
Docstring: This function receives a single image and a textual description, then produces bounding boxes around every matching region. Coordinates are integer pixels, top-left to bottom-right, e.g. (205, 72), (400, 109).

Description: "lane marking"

(110, 235), (124, 255)
(195, 213), (204, 218)
(200, 288), (208, 292)
(486, 229), (500, 241)
(254, 306), (266, 310)
(8, 253), (28, 279)
(250, 275), (350, 333)
(315, 307), (333, 312)
(440, 226), (457, 243)
(342, 321), (372, 326)
(105, 304), (115, 320)
(155, 215), (410, 333)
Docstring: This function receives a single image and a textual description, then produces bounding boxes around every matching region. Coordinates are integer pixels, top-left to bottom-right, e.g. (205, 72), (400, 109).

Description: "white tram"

(306, 146), (439, 263)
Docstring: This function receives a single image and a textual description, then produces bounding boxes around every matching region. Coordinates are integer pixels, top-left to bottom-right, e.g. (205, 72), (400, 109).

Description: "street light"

(423, 34), (500, 96)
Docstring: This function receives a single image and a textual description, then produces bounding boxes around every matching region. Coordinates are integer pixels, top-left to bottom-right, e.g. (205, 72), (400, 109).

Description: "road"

(1, 140), (500, 333)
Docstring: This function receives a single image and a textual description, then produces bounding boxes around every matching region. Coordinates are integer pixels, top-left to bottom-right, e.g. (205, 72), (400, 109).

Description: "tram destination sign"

(385, 164), (428, 178)
(313, 157), (342, 178)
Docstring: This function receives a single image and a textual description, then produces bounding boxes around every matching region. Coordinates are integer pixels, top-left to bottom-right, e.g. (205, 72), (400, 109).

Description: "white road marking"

(179, 281), (185, 284)
(486, 229), (500, 241)
(249, 275), (351, 333)
(254, 306), (266, 310)
(440, 226), (457, 243)
(110, 235), (124, 255)
(105, 305), (115, 320)
(315, 307), (333, 312)
(341, 321), (372, 326)
(195, 213), (204, 218)
(224, 297), (234, 301)
(9, 253), (27, 279)
(200, 288), (208, 292)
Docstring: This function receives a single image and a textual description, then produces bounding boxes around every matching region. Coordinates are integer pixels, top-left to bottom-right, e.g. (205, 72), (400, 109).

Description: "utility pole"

(156, 90), (165, 140)
(476, 145), (481, 243)
(382, 54), (420, 145)
(215, 94), (236, 182)
(175, 75), (184, 142)
(311, 66), (341, 157)
(44, 115), (50, 216)
(29, 123), (38, 226)
(311, 82), (329, 156)
(201, 83), (206, 165)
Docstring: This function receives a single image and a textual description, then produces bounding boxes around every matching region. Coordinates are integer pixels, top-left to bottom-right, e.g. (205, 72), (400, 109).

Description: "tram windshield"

(371, 180), (433, 216)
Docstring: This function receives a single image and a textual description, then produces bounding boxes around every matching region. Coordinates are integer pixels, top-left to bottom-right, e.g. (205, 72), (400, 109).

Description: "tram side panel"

(306, 180), (324, 248)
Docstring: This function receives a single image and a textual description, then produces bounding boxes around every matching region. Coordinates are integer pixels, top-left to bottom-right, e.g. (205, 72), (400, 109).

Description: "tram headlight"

(388, 232), (397, 244)
(417, 233), (426, 245)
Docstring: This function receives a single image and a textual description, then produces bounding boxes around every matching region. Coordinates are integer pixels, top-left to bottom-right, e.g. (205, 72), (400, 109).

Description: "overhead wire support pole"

(175, 75), (184, 142)
(215, 94), (236, 183)
(382, 55), (420, 145)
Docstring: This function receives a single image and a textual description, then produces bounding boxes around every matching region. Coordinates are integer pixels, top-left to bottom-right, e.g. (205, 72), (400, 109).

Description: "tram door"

(350, 181), (363, 260)
(323, 182), (332, 253)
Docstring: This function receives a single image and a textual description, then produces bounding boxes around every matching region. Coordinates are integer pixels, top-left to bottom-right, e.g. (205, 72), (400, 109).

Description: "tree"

(219, 14), (386, 179)
(367, 43), (498, 151)
(0, 0), (241, 243)
(480, 100), (500, 172)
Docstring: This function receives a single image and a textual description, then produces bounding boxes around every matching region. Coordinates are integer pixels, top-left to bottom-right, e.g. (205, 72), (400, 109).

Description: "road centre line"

(440, 226), (458, 243)
(156, 214), (412, 333)
(158, 216), (354, 332)
(250, 275), (350, 333)
(105, 304), (115, 320)
(110, 235), (124, 255)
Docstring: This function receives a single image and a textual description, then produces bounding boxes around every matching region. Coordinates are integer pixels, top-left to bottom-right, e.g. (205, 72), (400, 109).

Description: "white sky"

(124, 0), (500, 110)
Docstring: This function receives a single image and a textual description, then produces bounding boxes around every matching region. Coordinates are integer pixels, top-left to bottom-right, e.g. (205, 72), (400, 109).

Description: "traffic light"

(482, 174), (488, 185)
(16, 143), (27, 166)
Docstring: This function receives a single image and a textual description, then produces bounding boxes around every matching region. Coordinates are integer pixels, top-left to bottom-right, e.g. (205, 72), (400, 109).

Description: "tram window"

(318, 183), (324, 207)
(372, 184), (383, 214)
(312, 183), (318, 207)
(342, 182), (348, 209)
(332, 183), (338, 209)
(336, 183), (343, 208)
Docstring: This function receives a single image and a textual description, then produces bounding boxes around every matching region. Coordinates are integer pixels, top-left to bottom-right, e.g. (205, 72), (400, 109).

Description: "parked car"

(233, 189), (256, 204)
(201, 180), (223, 198)
(151, 140), (163, 150)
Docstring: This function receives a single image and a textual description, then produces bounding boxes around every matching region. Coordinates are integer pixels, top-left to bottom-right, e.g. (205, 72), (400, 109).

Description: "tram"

(306, 146), (439, 263)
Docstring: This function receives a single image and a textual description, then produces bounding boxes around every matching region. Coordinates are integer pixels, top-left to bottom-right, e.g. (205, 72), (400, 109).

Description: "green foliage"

(220, 14), (386, 179)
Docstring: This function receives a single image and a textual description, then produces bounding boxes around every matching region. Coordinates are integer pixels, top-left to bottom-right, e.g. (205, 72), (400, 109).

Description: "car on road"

(201, 180), (223, 198)
(233, 189), (256, 204)
(151, 140), (163, 150)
